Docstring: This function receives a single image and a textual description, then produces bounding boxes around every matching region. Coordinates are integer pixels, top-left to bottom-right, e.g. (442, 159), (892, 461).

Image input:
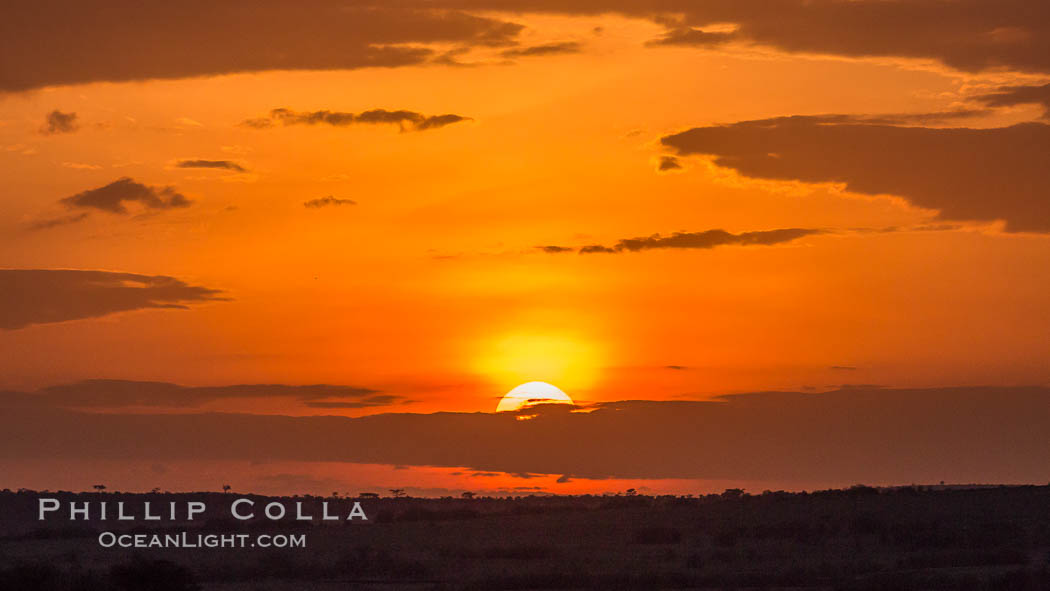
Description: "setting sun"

(495, 381), (574, 412)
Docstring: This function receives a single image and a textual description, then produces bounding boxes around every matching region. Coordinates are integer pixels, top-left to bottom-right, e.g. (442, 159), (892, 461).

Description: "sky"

(2, 1), (1049, 496)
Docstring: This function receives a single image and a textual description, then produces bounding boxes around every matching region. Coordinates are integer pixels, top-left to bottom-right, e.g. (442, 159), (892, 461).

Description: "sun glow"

(474, 332), (601, 394)
(496, 381), (574, 412)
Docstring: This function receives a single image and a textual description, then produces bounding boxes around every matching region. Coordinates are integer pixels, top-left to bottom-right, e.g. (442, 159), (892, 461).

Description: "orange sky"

(2, 2), (1050, 495)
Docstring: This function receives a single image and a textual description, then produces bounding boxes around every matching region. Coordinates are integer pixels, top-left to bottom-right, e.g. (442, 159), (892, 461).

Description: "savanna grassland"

(1, 486), (1049, 590)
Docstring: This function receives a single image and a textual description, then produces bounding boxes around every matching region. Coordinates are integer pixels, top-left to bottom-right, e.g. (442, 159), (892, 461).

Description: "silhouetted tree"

(389, 488), (406, 498)
(93, 484), (106, 493)
(222, 484), (231, 493)
(461, 491), (475, 499)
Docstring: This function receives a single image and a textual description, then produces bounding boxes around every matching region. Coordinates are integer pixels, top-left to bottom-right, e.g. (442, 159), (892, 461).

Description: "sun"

(496, 381), (575, 412)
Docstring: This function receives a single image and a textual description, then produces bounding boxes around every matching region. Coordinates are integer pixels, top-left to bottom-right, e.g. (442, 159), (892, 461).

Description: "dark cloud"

(6, 1), (1050, 94)
(664, 365), (688, 371)
(0, 2), (524, 92)
(657, 155), (682, 171)
(58, 177), (191, 215)
(0, 269), (224, 330)
(615, 228), (821, 251)
(662, 116), (1050, 232)
(175, 159), (247, 173)
(555, 228), (821, 255)
(271, 108), (355, 126)
(304, 196), (357, 208)
(23, 379), (383, 409)
(976, 83), (1050, 119)
(500, 41), (582, 58)
(40, 110), (78, 134)
(544, 224), (955, 256)
(654, 1), (1050, 73)
(648, 28), (736, 47)
(830, 366), (858, 371)
(787, 111), (988, 126)
(477, 0), (1050, 74)
(2, 386), (1048, 485)
(578, 244), (617, 254)
(245, 108), (471, 132)
(240, 118), (274, 129)
(555, 474), (572, 483)
(395, 0), (1050, 74)
(414, 113), (471, 130)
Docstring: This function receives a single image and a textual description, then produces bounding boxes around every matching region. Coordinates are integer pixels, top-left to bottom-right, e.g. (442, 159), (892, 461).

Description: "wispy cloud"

(304, 196), (356, 208)
(244, 108), (471, 133)
(542, 228), (823, 255)
(175, 159), (247, 173)
(27, 213), (91, 230)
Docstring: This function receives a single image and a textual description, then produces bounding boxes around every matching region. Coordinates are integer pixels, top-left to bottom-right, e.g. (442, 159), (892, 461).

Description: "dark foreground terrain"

(1, 485), (1049, 590)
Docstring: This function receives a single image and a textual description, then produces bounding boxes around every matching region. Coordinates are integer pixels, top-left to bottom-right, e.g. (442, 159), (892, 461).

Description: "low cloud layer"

(304, 196), (357, 208)
(175, 159), (247, 172)
(0, 269), (224, 330)
(244, 108), (471, 132)
(40, 110), (77, 134)
(661, 116), (1050, 232)
(542, 228), (821, 255)
(1, 386), (1046, 484)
